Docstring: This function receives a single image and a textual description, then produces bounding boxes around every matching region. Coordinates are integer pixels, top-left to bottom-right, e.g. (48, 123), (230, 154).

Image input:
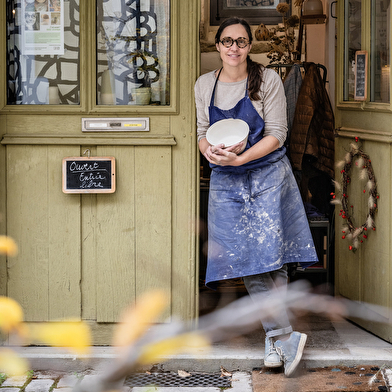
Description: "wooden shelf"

(301, 14), (327, 24)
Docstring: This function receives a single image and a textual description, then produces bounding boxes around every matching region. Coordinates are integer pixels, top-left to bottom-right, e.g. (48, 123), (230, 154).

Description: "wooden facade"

(0, 0), (200, 344)
(0, 0), (392, 346)
(334, 0), (392, 342)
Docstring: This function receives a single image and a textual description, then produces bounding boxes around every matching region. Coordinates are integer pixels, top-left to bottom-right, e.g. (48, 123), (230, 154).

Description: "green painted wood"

(0, 0), (200, 343)
(7, 145), (50, 321)
(95, 146), (137, 323)
(48, 147), (82, 320)
(134, 146), (172, 322)
(1, 134), (176, 146)
(7, 145), (81, 321)
(335, 137), (392, 340)
(81, 192), (99, 322)
(0, 142), (7, 296)
(335, 0), (392, 342)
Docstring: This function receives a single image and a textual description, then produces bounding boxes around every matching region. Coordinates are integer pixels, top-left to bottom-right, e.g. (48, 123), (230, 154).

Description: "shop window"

(6, 0), (80, 105)
(370, 0), (390, 102)
(343, 0), (390, 102)
(96, 0), (170, 106)
(210, 0), (290, 26)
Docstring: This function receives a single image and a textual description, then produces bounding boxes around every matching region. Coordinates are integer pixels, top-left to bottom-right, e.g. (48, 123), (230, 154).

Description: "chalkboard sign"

(62, 157), (116, 194)
(354, 51), (368, 101)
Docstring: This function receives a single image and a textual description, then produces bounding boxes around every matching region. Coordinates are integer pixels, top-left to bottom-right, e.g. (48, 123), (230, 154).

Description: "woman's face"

(216, 24), (251, 71)
(25, 12), (36, 26)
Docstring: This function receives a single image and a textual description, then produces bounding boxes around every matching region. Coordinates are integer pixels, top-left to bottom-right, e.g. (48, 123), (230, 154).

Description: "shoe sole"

(264, 360), (283, 368)
(285, 333), (307, 377)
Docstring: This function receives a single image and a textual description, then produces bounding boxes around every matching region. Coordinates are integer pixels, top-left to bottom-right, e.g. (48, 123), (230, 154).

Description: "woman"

(25, 12), (39, 31)
(194, 17), (318, 377)
(50, 0), (61, 12)
(35, 0), (48, 12)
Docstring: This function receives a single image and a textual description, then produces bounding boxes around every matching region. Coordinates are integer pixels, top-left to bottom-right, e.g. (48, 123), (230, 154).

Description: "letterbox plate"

(82, 117), (149, 132)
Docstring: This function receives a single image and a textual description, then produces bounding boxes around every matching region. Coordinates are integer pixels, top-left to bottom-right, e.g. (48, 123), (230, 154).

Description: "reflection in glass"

(6, 0), (80, 105)
(370, 0), (390, 102)
(343, 0), (361, 101)
(96, 0), (170, 106)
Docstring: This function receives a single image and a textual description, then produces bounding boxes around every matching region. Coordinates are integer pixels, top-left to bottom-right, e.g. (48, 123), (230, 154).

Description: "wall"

(200, 0), (329, 80)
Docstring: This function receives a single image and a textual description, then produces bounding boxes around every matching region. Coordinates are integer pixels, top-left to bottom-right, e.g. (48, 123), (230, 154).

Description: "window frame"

(209, 0), (290, 26)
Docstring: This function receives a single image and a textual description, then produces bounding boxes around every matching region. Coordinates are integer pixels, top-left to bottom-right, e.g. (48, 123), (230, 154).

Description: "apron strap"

(210, 68), (223, 107)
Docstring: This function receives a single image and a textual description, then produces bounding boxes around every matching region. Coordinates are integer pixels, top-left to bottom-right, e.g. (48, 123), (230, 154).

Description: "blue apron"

(206, 70), (318, 289)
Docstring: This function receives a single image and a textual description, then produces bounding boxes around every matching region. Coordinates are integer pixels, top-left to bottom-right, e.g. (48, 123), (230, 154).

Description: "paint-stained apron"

(206, 71), (318, 290)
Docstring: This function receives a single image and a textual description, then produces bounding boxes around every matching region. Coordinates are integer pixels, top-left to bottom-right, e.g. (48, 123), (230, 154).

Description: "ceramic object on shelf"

(303, 0), (324, 15)
(48, 86), (60, 104)
(101, 69), (115, 104)
(133, 87), (151, 105)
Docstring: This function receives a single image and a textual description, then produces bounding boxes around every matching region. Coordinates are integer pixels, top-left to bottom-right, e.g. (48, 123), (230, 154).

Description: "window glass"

(343, 0), (361, 101)
(370, 0), (390, 102)
(96, 0), (170, 106)
(6, 0), (80, 105)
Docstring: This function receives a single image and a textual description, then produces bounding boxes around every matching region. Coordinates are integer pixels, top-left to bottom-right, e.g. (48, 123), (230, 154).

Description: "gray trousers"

(243, 265), (293, 339)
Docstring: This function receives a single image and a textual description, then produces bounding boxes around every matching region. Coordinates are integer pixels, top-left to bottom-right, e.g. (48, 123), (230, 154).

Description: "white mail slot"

(82, 118), (149, 132)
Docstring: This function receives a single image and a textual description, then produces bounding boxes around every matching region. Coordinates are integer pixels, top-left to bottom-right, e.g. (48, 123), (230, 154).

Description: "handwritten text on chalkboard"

(62, 157), (116, 194)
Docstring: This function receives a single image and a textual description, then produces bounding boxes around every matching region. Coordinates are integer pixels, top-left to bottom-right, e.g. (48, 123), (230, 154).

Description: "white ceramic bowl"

(206, 119), (249, 153)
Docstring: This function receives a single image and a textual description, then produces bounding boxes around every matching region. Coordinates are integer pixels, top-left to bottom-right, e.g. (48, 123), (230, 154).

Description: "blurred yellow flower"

(0, 236), (18, 257)
(138, 332), (210, 365)
(0, 348), (29, 376)
(0, 296), (24, 333)
(30, 321), (91, 355)
(113, 290), (169, 349)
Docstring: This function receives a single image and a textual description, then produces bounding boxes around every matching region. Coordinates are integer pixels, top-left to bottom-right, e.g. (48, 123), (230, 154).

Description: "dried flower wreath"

(331, 137), (379, 252)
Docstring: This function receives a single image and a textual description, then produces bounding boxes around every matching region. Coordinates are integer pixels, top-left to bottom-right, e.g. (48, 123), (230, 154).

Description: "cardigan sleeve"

(260, 68), (288, 148)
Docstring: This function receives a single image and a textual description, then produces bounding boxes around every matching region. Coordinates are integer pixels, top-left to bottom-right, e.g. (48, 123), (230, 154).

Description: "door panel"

(133, 146), (172, 320)
(336, 0), (392, 342)
(1, 0), (199, 344)
(94, 146), (137, 323)
(7, 145), (82, 321)
(94, 145), (172, 323)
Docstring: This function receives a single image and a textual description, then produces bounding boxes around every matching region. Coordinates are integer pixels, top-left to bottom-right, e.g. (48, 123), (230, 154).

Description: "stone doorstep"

(0, 372), (253, 392)
(24, 379), (54, 392)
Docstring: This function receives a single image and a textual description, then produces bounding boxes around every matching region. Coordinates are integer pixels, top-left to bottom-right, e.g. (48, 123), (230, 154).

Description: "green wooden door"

(0, 0), (200, 344)
(335, 0), (392, 342)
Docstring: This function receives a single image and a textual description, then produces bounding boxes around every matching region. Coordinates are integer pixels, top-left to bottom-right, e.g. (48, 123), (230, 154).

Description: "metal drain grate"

(124, 372), (232, 387)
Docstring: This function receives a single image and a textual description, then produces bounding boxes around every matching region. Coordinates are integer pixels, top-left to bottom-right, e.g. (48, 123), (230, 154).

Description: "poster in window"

(354, 51), (368, 101)
(22, 0), (64, 55)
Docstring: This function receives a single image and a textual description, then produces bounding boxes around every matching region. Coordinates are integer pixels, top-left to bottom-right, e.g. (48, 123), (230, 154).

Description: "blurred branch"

(73, 280), (392, 392)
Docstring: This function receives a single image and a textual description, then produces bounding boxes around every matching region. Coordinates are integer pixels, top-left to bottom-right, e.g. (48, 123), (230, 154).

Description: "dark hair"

(215, 17), (264, 101)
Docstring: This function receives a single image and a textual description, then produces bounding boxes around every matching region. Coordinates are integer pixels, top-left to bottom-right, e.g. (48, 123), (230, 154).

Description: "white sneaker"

(264, 336), (283, 368)
(274, 332), (307, 377)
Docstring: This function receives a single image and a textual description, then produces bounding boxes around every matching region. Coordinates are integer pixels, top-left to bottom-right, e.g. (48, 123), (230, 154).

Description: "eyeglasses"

(219, 37), (249, 48)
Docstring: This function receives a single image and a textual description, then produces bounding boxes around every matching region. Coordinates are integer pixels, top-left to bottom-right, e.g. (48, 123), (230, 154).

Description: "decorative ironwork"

(97, 0), (162, 105)
(6, 0), (168, 106)
(124, 373), (232, 388)
(6, 0), (81, 105)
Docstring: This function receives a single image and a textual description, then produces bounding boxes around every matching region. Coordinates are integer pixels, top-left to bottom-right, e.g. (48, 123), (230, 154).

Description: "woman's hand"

(224, 141), (244, 155)
(203, 143), (243, 166)
(199, 138), (245, 167)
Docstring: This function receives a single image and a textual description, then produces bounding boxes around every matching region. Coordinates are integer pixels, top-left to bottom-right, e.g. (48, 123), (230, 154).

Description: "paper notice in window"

(22, 0), (64, 55)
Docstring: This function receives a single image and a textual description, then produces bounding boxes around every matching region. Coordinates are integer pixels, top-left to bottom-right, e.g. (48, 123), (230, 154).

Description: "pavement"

(2, 316), (392, 391)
